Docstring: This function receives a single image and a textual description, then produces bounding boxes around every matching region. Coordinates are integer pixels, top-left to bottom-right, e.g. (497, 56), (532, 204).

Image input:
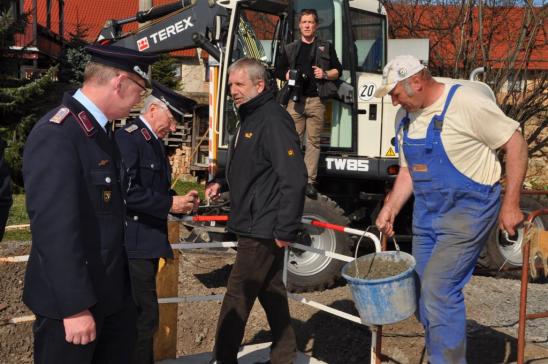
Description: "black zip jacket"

(222, 90), (307, 241)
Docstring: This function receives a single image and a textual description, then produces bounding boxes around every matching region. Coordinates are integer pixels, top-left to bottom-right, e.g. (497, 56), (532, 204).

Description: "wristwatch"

(323, 71), (328, 80)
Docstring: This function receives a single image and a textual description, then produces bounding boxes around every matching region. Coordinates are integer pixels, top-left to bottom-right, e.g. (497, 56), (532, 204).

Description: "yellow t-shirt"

(396, 83), (519, 185)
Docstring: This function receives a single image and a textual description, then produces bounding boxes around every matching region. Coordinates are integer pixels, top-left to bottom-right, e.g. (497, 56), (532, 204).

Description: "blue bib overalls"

(397, 85), (501, 363)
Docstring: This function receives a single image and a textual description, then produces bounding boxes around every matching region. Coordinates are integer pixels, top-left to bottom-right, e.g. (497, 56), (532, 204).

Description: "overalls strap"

(425, 84), (461, 151)
(394, 114), (410, 154)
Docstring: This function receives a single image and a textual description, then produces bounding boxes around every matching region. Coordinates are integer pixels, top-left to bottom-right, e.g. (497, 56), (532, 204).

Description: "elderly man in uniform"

(23, 44), (159, 364)
(375, 55), (528, 363)
(115, 80), (198, 364)
(206, 57), (307, 364)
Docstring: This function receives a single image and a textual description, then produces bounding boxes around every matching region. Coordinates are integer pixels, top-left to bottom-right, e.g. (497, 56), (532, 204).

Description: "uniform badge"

(141, 128), (152, 141)
(318, 46), (325, 52)
(287, 149), (294, 157)
(413, 164), (428, 172)
(103, 190), (112, 203)
(98, 159), (110, 167)
(125, 124), (139, 133)
(76, 111), (96, 136)
(49, 107), (70, 124)
(244, 132), (253, 139)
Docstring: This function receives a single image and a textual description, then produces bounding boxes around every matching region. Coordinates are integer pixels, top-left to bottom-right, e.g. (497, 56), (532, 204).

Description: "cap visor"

(374, 83), (395, 98)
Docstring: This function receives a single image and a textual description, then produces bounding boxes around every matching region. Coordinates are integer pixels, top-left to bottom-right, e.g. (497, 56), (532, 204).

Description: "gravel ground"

(1, 242), (547, 364)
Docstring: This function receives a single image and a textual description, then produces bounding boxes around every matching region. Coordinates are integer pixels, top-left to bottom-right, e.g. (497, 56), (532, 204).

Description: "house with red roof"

(385, 3), (547, 92)
(5, 0), (208, 97)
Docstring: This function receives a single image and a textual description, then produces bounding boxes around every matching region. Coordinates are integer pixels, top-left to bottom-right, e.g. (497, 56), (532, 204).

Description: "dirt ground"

(1, 242), (547, 364)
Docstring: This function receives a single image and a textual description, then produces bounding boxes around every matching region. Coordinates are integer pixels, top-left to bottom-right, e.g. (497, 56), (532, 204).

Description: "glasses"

(122, 74), (148, 97)
(165, 109), (177, 124)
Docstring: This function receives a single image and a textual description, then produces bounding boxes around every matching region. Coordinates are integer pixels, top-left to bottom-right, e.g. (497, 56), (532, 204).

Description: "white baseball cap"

(374, 55), (426, 98)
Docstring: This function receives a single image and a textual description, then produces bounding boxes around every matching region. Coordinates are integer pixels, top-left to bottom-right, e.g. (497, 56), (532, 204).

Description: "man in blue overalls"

(375, 55), (528, 363)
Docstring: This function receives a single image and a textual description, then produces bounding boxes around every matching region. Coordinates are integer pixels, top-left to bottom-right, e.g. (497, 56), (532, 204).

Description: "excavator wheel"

(286, 194), (351, 292)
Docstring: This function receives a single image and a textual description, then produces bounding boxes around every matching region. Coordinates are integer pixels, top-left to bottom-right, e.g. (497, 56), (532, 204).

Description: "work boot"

(305, 183), (318, 198)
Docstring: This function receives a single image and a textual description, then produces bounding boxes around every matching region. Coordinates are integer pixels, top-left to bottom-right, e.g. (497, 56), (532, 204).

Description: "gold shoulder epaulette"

(49, 107), (70, 124)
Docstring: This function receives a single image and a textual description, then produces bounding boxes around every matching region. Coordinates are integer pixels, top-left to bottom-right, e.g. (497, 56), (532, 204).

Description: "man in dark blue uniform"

(23, 44), (159, 364)
(115, 80), (198, 364)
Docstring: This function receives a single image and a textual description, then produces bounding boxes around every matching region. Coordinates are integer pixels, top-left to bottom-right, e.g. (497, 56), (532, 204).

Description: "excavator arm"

(96, 0), (229, 60)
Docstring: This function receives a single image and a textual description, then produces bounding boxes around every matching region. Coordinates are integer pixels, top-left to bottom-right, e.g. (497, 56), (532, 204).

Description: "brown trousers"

(287, 97), (326, 184)
(213, 236), (296, 364)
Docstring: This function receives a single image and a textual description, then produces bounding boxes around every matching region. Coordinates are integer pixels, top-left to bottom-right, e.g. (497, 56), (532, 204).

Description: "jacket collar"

(237, 89), (274, 122)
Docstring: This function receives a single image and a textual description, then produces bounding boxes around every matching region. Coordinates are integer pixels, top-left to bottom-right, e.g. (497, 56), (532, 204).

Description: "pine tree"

(59, 23), (91, 84)
(152, 54), (182, 90)
(0, 67), (66, 187)
(0, 4), (69, 188)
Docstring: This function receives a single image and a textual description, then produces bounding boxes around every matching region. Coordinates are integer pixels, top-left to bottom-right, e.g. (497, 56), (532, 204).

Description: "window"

(350, 9), (386, 74)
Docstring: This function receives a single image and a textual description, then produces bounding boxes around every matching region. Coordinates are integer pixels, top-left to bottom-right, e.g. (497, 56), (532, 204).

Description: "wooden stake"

(153, 220), (180, 361)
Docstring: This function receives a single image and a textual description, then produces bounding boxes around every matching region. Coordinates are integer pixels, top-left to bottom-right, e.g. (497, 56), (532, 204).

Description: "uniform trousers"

(214, 236), (296, 364)
(287, 97), (326, 184)
(129, 258), (160, 364)
(33, 300), (137, 364)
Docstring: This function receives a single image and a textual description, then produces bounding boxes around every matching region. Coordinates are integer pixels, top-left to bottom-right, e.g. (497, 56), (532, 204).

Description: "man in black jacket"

(115, 80), (198, 364)
(206, 57), (307, 364)
(23, 44), (159, 364)
(275, 8), (342, 198)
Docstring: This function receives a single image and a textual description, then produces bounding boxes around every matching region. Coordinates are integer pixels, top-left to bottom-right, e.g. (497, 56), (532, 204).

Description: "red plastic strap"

(192, 215), (229, 222)
(309, 219), (346, 232)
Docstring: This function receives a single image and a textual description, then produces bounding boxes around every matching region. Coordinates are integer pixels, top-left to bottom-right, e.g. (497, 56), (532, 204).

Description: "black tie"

(105, 122), (113, 140)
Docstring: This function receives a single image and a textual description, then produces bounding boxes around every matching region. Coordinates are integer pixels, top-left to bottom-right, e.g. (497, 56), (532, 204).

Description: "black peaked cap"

(151, 80), (197, 121)
(85, 44), (160, 85)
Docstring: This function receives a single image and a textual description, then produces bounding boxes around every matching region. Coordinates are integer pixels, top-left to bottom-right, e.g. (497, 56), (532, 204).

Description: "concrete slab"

(157, 342), (327, 364)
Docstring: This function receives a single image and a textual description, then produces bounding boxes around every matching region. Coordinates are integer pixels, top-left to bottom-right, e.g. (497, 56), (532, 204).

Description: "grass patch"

(2, 183), (206, 242)
(172, 180), (205, 201)
(4, 194), (31, 242)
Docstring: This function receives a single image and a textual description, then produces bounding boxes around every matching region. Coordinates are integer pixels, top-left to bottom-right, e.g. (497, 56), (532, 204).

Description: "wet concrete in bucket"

(346, 253), (411, 280)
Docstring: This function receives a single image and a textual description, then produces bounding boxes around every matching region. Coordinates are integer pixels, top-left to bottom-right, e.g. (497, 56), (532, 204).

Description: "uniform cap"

(85, 44), (160, 85)
(374, 55), (426, 98)
(151, 80), (197, 122)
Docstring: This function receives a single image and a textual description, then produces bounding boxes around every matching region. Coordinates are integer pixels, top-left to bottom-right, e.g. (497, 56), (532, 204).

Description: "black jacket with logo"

(220, 90), (307, 242)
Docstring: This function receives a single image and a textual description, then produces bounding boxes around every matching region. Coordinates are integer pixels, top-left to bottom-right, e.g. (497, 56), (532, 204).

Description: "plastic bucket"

(341, 251), (417, 325)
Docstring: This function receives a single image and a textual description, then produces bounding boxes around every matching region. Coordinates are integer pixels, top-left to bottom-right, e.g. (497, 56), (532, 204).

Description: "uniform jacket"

(115, 117), (173, 259)
(22, 92), (130, 319)
(0, 138), (12, 241)
(219, 90), (307, 242)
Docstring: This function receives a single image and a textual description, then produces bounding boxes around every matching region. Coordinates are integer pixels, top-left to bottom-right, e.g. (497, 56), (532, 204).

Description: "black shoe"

(305, 183), (318, 198)
(253, 361), (271, 364)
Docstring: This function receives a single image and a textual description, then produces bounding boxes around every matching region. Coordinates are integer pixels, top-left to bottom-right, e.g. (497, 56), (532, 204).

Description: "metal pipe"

(469, 67), (485, 81)
(517, 208), (548, 364)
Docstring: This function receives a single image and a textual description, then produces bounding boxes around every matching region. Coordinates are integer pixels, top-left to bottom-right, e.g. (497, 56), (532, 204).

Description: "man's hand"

(375, 206), (397, 238)
(171, 190), (200, 214)
(205, 183), (222, 201)
(499, 203), (524, 237)
(275, 239), (290, 248)
(312, 66), (325, 80)
(63, 309), (96, 345)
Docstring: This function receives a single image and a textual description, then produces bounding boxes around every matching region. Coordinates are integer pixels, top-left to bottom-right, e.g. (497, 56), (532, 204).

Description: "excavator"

(96, 0), (547, 291)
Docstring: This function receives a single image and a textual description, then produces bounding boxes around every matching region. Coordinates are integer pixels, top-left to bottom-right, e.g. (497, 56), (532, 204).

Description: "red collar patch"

(76, 111), (96, 136)
(141, 128), (152, 141)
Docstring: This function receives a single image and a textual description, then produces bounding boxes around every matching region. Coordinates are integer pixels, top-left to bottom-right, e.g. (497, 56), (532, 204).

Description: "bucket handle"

(353, 229), (401, 278)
